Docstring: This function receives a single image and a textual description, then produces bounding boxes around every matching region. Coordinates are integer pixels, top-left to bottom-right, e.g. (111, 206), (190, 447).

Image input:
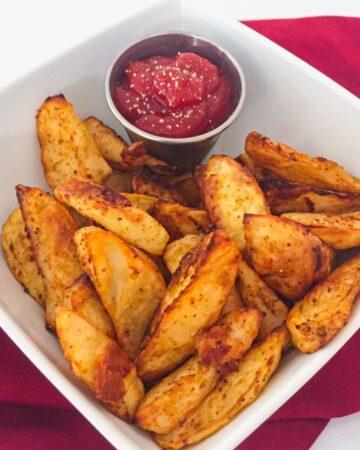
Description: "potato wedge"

(244, 214), (334, 301)
(56, 306), (144, 422)
(1, 207), (46, 305)
(64, 275), (115, 339)
(245, 132), (360, 193)
(202, 155), (269, 249)
(121, 193), (158, 212)
(103, 171), (133, 193)
(287, 254), (360, 353)
(37, 95), (111, 190)
(221, 286), (244, 314)
(136, 230), (240, 380)
(136, 309), (260, 434)
(54, 177), (169, 255)
(156, 326), (289, 449)
(151, 200), (212, 241)
(281, 211), (360, 250)
(16, 186), (82, 328)
(237, 256), (288, 339)
(236, 153), (274, 181)
(84, 117), (169, 174)
(260, 178), (360, 214)
(75, 226), (166, 359)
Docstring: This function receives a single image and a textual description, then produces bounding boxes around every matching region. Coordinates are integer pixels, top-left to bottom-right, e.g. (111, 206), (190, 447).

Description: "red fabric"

(1, 16), (360, 450)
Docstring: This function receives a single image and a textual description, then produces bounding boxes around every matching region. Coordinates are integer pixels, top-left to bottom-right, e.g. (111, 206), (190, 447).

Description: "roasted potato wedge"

(136, 230), (240, 380)
(237, 256), (288, 339)
(56, 306), (144, 422)
(236, 153), (274, 181)
(260, 178), (360, 214)
(136, 308), (260, 434)
(245, 132), (360, 193)
(221, 286), (244, 314)
(103, 171), (133, 193)
(64, 275), (116, 339)
(163, 234), (202, 274)
(37, 95), (111, 190)
(151, 200), (212, 241)
(287, 254), (360, 353)
(202, 155), (269, 249)
(281, 211), (360, 250)
(1, 207), (46, 305)
(156, 326), (289, 449)
(16, 186), (82, 328)
(244, 214), (334, 301)
(75, 226), (166, 359)
(121, 193), (158, 212)
(54, 177), (169, 255)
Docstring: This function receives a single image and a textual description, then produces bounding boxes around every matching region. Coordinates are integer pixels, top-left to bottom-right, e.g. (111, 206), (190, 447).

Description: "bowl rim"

(104, 31), (246, 144)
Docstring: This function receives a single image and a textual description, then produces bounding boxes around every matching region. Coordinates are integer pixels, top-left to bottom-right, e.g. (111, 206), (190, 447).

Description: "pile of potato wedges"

(2, 94), (360, 449)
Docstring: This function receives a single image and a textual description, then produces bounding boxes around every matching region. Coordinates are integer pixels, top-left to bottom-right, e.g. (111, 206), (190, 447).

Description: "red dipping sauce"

(113, 52), (234, 139)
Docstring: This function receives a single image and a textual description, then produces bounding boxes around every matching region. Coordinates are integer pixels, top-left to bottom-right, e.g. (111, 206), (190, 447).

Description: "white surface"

(0, 1), (359, 449)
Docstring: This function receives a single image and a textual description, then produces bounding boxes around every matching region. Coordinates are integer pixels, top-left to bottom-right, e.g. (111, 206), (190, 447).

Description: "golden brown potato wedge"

(260, 178), (360, 214)
(64, 275), (116, 339)
(237, 256), (288, 339)
(151, 200), (212, 241)
(16, 186), (82, 329)
(281, 211), (360, 250)
(244, 214), (334, 301)
(103, 171), (133, 193)
(287, 254), (360, 353)
(136, 308), (260, 434)
(156, 326), (289, 449)
(121, 193), (158, 212)
(245, 132), (360, 193)
(37, 95), (111, 190)
(56, 306), (144, 422)
(54, 177), (169, 255)
(84, 117), (169, 174)
(202, 155), (269, 249)
(136, 230), (240, 380)
(75, 226), (166, 359)
(1, 207), (46, 305)
(163, 234), (202, 274)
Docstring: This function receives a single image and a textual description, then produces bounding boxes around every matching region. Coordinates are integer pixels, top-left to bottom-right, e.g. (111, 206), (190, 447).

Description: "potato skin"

(133, 169), (186, 204)
(1, 207), (46, 305)
(281, 211), (360, 250)
(54, 176), (169, 255)
(244, 214), (334, 301)
(237, 256), (288, 339)
(245, 132), (360, 193)
(16, 185), (82, 329)
(37, 95), (111, 190)
(64, 275), (116, 339)
(287, 254), (360, 353)
(103, 172), (133, 194)
(136, 230), (240, 380)
(56, 306), (144, 422)
(202, 155), (269, 249)
(155, 326), (289, 449)
(75, 226), (166, 359)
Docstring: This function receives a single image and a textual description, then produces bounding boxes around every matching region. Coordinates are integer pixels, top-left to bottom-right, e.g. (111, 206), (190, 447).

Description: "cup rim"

(105, 31), (246, 145)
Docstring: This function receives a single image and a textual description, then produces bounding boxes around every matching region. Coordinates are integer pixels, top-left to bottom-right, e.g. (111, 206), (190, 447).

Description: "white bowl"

(0, 1), (359, 449)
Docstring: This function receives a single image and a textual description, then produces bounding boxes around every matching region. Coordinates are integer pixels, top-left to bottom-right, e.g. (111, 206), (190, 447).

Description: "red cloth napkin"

(1, 16), (359, 450)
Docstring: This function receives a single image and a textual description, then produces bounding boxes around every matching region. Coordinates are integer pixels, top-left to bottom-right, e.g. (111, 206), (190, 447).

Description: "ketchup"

(113, 52), (234, 138)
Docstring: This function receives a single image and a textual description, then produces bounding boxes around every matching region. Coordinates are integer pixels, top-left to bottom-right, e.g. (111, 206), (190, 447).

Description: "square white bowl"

(0, 1), (359, 449)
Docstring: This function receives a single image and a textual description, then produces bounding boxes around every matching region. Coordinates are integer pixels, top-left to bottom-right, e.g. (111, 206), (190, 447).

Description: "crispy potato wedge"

(237, 256), (288, 339)
(54, 177), (169, 255)
(156, 326), (289, 449)
(136, 230), (240, 380)
(287, 254), (360, 353)
(281, 211), (360, 250)
(64, 275), (115, 339)
(236, 153), (274, 181)
(136, 309), (260, 434)
(1, 207), (46, 305)
(163, 234), (202, 274)
(16, 186), (82, 328)
(103, 171), (133, 193)
(121, 193), (158, 212)
(75, 226), (166, 359)
(84, 117), (169, 174)
(245, 132), (360, 193)
(37, 95), (111, 190)
(260, 178), (360, 214)
(244, 214), (334, 301)
(56, 306), (144, 422)
(151, 200), (212, 241)
(202, 155), (269, 249)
